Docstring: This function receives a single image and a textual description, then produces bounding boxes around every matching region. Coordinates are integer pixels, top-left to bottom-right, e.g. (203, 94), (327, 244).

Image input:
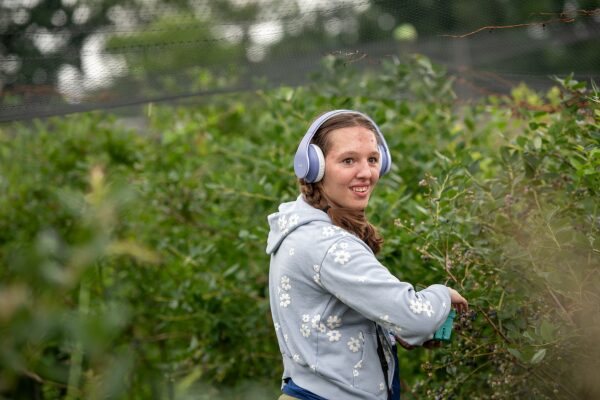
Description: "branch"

(441, 17), (574, 39)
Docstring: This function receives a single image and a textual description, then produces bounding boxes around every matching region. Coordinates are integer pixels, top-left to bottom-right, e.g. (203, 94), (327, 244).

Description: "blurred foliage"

(3, 0), (600, 93)
(1, 54), (599, 399)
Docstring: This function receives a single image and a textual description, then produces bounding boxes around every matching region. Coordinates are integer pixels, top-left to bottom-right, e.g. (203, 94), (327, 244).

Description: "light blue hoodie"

(267, 195), (451, 400)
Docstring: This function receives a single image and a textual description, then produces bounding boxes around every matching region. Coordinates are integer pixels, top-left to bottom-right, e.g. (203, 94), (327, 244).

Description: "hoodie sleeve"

(319, 236), (451, 346)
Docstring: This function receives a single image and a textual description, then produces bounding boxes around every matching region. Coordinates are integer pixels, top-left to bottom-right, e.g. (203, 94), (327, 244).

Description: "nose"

(356, 159), (373, 179)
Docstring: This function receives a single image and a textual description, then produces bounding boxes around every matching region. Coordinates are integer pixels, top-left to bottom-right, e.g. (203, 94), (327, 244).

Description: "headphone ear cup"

(306, 144), (326, 183)
(379, 144), (390, 176)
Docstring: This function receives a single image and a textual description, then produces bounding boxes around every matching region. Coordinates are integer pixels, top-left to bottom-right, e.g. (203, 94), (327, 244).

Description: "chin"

(347, 199), (370, 210)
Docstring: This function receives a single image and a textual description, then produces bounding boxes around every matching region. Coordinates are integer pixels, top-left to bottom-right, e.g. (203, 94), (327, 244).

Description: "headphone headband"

(293, 109), (392, 182)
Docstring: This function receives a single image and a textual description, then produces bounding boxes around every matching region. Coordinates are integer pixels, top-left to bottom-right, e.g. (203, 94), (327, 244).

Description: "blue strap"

(391, 344), (401, 400)
(282, 378), (328, 400)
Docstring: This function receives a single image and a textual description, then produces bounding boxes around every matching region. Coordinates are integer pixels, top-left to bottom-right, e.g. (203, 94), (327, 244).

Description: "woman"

(266, 110), (468, 400)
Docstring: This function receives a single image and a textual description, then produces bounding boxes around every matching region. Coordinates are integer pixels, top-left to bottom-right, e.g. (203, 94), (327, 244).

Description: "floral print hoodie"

(267, 195), (451, 400)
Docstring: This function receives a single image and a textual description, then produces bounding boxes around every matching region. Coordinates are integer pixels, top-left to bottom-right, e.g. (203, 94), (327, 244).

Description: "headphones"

(293, 109), (392, 183)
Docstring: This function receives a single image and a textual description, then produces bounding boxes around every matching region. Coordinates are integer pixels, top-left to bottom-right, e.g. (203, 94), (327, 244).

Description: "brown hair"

(299, 113), (384, 254)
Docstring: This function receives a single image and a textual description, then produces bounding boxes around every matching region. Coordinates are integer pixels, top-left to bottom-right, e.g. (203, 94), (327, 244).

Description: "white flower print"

(284, 334), (289, 343)
(409, 298), (434, 317)
(311, 314), (321, 329)
(280, 293), (291, 308)
(277, 215), (287, 231)
(310, 365), (316, 372)
(354, 276), (366, 283)
(379, 382), (386, 392)
(339, 242), (348, 249)
(333, 250), (351, 265)
(288, 214), (299, 227)
(326, 315), (342, 330)
(347, 337), (361, 353)
(274, 322), (280, 331)
(280, 276), (291, 291)
(293, 354), (301, 363)
(409, 299), (423, 314)
(422, 301), (434, 317)
(353, 369), (359, 377)
(327, 330), (341, 342)
(313, 264), (320, 272)
(318, 323), (327, 334)
(327, 243), (338, 254)
(302, 314), (310, 323)
(380, 315), (390, 323)
(289, 248), (295, 256)
(354, 359), (363, 370)
(322, 226), (335, 237)
(300, 324), (311, 338)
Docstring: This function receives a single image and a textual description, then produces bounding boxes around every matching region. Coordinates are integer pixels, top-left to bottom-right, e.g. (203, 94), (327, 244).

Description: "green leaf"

(530, 349), (547, 364)
(539, 320), (555, 342)
(507, 348), (524, 362)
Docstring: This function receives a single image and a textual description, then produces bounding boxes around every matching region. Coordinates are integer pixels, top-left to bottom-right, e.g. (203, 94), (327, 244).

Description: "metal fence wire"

(1, 0), (599, 122)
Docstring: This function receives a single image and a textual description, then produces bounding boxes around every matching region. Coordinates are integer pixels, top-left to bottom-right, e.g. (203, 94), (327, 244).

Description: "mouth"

(350, 186), (370, 196)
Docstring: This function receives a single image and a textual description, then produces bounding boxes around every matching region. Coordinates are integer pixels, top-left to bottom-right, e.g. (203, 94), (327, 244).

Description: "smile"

(351, 186), (369, 193)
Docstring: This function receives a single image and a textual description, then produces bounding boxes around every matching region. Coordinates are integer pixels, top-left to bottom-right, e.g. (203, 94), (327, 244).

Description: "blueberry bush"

(0, 55), (598, 399)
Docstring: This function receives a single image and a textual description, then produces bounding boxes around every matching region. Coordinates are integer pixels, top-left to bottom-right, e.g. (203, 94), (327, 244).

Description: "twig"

(456, 359), (492, 384)
(22, 369), (43, 383)
(475, 304), (511, 344)
(531, 189), (562, 250)
(545, 283), (576, 326)
(441, 17), (575, 39)
(532, 367), (580, 400)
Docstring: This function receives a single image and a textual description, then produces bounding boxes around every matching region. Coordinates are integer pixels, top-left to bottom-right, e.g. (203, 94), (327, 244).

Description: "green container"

(433, 309), (456, 341)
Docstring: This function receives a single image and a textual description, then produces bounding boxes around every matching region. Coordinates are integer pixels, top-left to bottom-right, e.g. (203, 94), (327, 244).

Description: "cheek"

(322, 165), (349, 191)
(372, 168), (381, 182)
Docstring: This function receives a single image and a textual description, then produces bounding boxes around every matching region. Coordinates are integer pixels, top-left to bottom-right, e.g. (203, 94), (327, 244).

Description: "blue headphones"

(293, 109), (392, 183)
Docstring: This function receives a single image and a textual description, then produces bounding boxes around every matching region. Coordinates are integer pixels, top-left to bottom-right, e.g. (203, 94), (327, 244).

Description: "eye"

(342, 158), (354, 165)
(368, 156), (379, 164)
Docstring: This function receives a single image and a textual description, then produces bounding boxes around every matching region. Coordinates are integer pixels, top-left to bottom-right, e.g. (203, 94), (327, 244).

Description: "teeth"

(352, 187), (368, 193)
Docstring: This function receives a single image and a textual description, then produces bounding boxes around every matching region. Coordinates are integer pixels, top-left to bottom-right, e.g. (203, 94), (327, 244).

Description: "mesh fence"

(1, 0), (599, 122)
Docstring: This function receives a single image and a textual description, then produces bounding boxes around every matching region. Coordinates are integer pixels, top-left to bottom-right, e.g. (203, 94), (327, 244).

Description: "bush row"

(0, 55), (598, 399)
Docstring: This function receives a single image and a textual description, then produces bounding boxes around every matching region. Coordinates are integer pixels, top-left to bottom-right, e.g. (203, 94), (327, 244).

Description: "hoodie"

(267, 195), (451, 400)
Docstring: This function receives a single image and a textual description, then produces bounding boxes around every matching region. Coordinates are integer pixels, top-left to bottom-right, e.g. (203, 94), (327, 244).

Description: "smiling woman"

(266, 110), (468, 400)
(322, 125), (380, 210)
(294, 111), (391, 253)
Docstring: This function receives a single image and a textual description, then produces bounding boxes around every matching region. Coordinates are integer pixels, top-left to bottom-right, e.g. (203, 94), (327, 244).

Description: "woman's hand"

(396, 337), (441, 350)
(396, 337), (415, 350)
(448, 287), (468, 314)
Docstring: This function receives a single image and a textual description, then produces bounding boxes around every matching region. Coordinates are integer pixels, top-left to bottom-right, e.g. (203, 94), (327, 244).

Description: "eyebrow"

(337, 150), (380, 157)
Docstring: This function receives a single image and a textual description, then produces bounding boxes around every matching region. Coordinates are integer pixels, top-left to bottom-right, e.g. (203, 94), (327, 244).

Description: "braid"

(300, 179), (384, 254)
(299, 180), (328, 210)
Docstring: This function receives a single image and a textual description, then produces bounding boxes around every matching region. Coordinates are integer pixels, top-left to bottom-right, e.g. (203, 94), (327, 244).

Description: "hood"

(266, 195), (331, 255)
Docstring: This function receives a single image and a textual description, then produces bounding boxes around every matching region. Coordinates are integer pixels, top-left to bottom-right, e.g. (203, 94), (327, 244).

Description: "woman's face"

(321, 125), (380, 210)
